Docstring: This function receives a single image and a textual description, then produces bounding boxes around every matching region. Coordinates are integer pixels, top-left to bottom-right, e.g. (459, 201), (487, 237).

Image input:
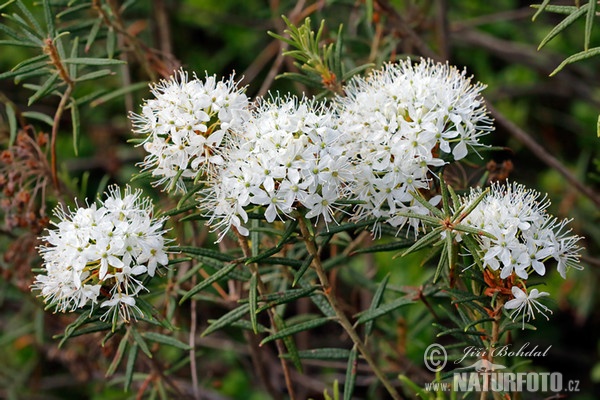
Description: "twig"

(375, 0), (442, 62)
(297, 216), (401, 400)
(488, 104), (600, 208)
(233, 228), (296, 400)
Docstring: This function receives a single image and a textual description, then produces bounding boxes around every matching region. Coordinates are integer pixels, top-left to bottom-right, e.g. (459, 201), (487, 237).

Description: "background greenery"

(0, 0), (599, 399)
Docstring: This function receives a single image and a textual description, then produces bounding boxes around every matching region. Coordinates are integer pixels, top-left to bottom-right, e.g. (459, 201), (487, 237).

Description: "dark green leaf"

(343, 346), (358, 400)
(27, 72), (59, 106)
(74, 69), (115, 82)
(292, 254), (314, 285)
(202, 304), (250, 337)
(142, 332), (191, 350)
(282, 347), (351, 360)
(256, 286), (317, 313)
(172, 246), (236, 263)
(21, 111), (54, 126)
(260, 317), (332, 346)
(351, 238), (415, 255)
(249, 272), (258, 334)
(538, 3), (588, 50)
(62, 57), (126, 66)
(106, 331), (129, 377)
(354, 297), (413, 324)
(585, 0), (596, 50)
(130, 327), (153, 359)
(124, 342), (138, 392)
(531, 0), (552, 21)
(179, 261), (238, 303)
(42, 0), (56, 37)
(364, 274), (389, 339)
(550, 46), (600, 76)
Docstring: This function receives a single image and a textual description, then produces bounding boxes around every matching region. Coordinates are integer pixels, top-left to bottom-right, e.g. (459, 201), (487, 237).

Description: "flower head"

(202, 95), (351, 240)
(504, 286), (552, 329)
(336, 58), (492, 233)
(459, 181), (583, 280)
(130, 70), (250, 192)
(32, 185), (170, 324)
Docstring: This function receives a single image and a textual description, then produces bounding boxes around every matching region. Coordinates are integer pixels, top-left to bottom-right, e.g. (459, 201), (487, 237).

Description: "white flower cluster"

(205, 96), (353, 239)
(130, 70), (250, 192)
(458, 181), (582, 327)
(32, 186), (169, 323)
(337, 59), (493, 230)
(132, 59), (492, 238)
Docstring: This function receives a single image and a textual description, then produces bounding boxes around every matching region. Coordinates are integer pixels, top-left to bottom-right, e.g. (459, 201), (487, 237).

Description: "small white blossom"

(504, 286), (552, 329)
(32, 186), (170, 324)
(130, 70), (250, 192)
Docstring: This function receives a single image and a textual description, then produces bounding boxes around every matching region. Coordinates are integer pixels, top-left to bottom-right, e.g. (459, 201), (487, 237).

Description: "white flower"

(130, 69), (250, 192)
(336, 58), (492, 233)
(459, 181), (582, 280)
(504, 286), (552, 329)
(32, 186), (170, 324)
(202, 95), (352, 240)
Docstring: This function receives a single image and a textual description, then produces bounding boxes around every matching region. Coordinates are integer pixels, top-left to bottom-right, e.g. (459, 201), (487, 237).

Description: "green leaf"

(202, 304), (250, 337)
(90, 81), (148, 107)
(364, 274), (389, 339)
(249, 272), (258, 334)
(354, 297), (413, 324)
(256, 286), (317, 313)
(172, 246), (236, 263)
(531, 0), (553, 21)
(42, 0), (56, 37)
(27, 72), (59, 106)
(130, 327), (153, 359)
(107, 27), (116, 58)
(179, 261), (238, 304)
(61, 57), (126, 66)
(70, 100), (80, 155)
(538, 3), (588, 50)
(343, 346), (358, 400)
(317, 218), (377, 236)
(21, 111), (54, 126)
(135, 297), (175, 331)
(17, 1), (42, 37)
(74, 69), (115, 82)
(282, 347), (351, 360)
(0, 60), (49, 80)
(531, 4), (579, 15)
(124, 342), (138, 392)
(401, 226), (444, 257)
(106, 330), (130, 377)
(585, 0), (596, 51)
(292, 254), (314, 286)
(84, 16), (102, 52)
(550, 46), (600, 76)
(273, 313), (303, 372)
(260, 317), (332, 346)
(141, 332), (191, 351)
(5, 103), (17, 146)
(351, 238), (415, 255)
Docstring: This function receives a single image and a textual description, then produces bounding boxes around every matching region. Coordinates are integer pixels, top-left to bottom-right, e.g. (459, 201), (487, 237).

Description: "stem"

(189, 274), (200, 400)
(297, 217), (401, 400)
(233, 228), (296, 400)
